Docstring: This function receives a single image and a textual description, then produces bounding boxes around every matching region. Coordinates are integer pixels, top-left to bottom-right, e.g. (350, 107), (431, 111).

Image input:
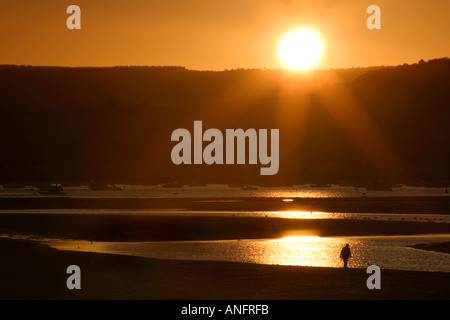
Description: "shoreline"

(1, 237), (449, 300)
(409, 241), (450, 254)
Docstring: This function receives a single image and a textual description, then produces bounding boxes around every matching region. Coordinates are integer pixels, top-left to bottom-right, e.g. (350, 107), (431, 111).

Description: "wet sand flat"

(1, 213), (449, 242)
(1, 196), (449, 242)
(0, 196), (450, 214)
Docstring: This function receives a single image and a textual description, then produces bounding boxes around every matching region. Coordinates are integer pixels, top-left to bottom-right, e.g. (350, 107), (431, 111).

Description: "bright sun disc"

(278, 27), (325, 71)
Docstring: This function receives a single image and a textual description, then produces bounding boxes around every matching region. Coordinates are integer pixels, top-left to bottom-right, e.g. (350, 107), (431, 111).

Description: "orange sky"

(0, 0), (448, 70)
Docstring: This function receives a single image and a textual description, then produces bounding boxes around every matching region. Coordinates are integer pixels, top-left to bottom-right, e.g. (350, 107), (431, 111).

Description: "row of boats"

(2, 182), (123, 195)
(2, 182), (66, 194)
(1, 181), (259, 193)
(161, 181), (258, 190)
(4, 182), (447, 194)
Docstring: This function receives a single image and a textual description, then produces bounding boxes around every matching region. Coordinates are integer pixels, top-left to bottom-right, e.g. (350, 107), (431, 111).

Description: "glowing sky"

(0, 0), (448, 70)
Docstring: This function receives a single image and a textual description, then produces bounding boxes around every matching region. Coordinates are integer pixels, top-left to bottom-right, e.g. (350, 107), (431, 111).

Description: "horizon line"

(0, 57), (447, 73)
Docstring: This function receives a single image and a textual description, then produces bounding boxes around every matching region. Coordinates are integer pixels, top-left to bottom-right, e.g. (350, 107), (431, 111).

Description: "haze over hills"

(0, 58), (448, 187)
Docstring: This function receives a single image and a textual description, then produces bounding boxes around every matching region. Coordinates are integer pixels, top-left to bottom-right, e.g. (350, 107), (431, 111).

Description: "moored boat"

(38, 183), (65, 195)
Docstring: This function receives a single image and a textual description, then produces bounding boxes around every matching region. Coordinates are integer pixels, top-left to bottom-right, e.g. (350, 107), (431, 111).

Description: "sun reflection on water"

(275, 236), (322, 242)
(269, 210), (334, 219)
(40, 234), (450, 272)
(260, 236), (357, 268)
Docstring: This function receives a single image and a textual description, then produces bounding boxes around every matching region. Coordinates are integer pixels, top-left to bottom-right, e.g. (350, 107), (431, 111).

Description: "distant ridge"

(0, 58), (448, 186)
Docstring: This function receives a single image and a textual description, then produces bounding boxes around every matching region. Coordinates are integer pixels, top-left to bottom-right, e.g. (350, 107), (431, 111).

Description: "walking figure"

(340, 243), (352, 268)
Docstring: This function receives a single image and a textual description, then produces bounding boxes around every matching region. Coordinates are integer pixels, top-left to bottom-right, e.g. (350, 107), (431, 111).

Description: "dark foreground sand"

(0, 237), (449, 300)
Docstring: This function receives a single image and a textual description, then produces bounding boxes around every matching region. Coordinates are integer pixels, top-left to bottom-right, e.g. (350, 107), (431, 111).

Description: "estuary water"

(41, 234), (450, 272)
(2, 184), (449, 272)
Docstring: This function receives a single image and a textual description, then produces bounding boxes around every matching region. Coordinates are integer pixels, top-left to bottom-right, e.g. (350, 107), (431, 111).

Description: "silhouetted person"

(340, 244), (351, 268)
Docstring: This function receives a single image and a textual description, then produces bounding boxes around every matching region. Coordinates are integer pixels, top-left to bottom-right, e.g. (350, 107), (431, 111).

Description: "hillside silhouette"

(0, 58), (448, 186)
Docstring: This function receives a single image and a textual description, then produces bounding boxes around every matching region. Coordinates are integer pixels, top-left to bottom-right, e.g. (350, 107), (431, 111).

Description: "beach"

(1, 237), (449, 300)
(0, 196), (449, 300)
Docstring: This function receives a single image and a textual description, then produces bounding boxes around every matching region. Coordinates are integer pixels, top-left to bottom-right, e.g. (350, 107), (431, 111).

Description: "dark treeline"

(0, 58), (448, 186)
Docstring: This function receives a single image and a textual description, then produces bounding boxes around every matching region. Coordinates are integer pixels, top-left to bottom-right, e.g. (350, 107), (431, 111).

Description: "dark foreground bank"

(0, 238), (449, 300)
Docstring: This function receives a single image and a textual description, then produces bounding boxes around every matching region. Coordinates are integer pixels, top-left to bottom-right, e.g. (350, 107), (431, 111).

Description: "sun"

(278, 27), (325, 71)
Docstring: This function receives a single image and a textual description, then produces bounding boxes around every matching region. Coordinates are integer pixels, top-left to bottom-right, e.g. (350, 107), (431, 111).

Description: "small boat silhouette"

(38, 183), (65, 195)
(241, 185), (258, 190)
